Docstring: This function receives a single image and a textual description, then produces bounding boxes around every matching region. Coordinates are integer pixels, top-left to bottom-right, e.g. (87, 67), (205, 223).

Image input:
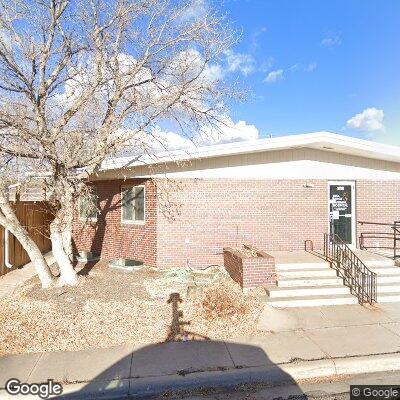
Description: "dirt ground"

(0, 262), (264, 356)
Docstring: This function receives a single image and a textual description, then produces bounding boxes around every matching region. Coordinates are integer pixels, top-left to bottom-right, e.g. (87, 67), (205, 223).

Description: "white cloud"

(250, 26), (267, 52)
(150, 128), (195, 151)
(259, 57), (274, 72)
(180, 0), (208, 20)
(224, 49), (256, 76)
(148, 118), (260, 152)
(119, 117), (260, 157)
(264, 69), (284, 83)
(197, 117), (259, 145)
(321, 34), (341, 47)
(346, 108), (385, 132)
(304, 62), (317, 72)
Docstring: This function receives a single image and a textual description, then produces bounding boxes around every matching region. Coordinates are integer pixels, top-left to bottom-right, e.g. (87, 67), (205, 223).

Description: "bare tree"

(0, 156), (55, 287)
(0, 0), (237, 286)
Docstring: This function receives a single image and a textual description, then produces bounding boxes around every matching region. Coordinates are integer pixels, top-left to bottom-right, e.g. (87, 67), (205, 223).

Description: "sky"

(209, 0), (400, 145)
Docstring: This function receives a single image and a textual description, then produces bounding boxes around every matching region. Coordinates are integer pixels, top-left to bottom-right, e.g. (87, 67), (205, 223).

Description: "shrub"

(201, 282), (249, 319)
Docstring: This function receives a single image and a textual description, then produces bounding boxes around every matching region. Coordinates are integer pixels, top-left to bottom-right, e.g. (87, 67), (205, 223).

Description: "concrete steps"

(363, 260), (396, 268)
(370, 267), (400, 275)
(267, 294), (358, 308)
(277, 276), (344, 287)
(274, 262), (328, 270)
(372, 263), (400, 303)
(377, 275), (400, 283)
(277, 268), (338, 278)
(377, 282), (400, 293)
(268, 260), (352, 307)
(267, 285), (350, 298)
(377, 293), (400, 303)
(268, 256), (400, 307)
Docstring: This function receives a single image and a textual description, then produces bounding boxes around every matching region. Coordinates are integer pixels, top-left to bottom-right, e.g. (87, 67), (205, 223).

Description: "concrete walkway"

(1, 302), (400, 399)
(257, 303), (400, 356)
(0, 252), (55, 299)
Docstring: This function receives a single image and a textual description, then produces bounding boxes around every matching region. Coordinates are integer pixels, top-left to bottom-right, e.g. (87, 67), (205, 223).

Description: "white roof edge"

(101, 131), (400, 171)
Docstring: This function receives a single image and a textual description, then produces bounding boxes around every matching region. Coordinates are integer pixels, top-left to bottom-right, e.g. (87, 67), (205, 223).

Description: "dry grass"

(0, 263), (264, 356)
(201, 282), (250, 319)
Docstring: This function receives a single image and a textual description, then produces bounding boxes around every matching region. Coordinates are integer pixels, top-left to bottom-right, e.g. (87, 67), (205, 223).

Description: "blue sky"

(217, 0), (400, 144)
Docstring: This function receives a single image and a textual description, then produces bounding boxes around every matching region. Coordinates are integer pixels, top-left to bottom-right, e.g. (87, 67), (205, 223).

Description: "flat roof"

(101, 131), (400, 171)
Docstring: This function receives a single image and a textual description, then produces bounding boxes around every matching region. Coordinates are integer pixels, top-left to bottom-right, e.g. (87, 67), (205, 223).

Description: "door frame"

(328, 181), (356, 247)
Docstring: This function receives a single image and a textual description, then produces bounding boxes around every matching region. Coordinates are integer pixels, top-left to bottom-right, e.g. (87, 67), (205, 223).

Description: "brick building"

(72, 132), (400, 275)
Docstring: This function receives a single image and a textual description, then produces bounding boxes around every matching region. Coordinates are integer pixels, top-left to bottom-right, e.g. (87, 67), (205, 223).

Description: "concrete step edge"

(268, 297), (358, 307)
(267, 287), (351, 298)
(277, 270), (337, 278)
(275, 263), (330, 271)
(268, 294), (358, 306)
(277, 277), (344, 287)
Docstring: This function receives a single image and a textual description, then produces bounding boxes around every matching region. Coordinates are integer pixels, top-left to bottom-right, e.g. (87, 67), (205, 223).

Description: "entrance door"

(328, 181), (356, 246)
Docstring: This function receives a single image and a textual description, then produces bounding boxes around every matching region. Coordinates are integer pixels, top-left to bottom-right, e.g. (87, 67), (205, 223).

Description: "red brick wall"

(72, 178), (400, 270)
(72, 179), (157, 267)
(223, 247), (276, 289)
(156, 179), (328, 269)
(223, 248), (243, 286)
(357, 180), (400, 250)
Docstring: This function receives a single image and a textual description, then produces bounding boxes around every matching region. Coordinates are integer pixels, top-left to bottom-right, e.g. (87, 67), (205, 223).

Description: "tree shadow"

(165, 293), (210, 342)
(74, 192), (122, 276)
(51, 293), (303, 399)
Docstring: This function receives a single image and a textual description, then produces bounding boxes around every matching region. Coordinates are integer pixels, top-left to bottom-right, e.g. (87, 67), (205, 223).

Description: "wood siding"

(0, 202), (53, 276)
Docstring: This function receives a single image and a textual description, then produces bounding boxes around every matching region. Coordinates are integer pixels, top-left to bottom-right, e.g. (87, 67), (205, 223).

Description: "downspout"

(4, 183), (19, 269)
(4, 228), (13, 269)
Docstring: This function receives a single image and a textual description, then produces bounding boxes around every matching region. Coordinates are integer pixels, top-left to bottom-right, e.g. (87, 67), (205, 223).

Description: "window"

(121, 185), (145, 223)
(79, 187), (98, 221)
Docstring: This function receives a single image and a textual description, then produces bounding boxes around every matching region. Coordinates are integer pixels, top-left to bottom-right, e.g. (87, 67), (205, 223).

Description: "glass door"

(328, 182), (356, 246)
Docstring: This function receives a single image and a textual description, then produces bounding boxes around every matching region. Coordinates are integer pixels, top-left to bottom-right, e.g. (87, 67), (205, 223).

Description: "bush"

(201, 282), (249, 319)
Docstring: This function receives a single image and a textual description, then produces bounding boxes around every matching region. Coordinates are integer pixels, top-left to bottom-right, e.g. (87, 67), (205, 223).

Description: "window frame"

(78, 187), (99, 222)
(120, 184), (146, 225)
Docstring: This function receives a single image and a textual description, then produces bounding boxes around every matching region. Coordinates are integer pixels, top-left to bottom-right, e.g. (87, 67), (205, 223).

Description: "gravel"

(0, 262), (264, 356)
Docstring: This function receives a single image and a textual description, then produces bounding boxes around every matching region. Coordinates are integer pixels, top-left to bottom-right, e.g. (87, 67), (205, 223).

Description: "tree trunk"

(50, 188), (78, 286)
(0, 194), (54, 288)
(51, 227), (78, 286)
(62, 225), (73, 262)
(12, 225), (55, 288)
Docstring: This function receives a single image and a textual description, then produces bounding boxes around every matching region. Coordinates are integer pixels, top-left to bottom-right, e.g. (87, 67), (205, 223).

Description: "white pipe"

(7, 183), (21, 189)
(4, 228), (13, 269)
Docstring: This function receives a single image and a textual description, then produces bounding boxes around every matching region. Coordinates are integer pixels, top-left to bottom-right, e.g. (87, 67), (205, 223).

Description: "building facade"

(72, 133), (400, 269)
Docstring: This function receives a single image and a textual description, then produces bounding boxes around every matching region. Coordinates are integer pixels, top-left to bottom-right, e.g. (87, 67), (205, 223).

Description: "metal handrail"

(323, 233), (377, 304)
(359, 220), (400, 259)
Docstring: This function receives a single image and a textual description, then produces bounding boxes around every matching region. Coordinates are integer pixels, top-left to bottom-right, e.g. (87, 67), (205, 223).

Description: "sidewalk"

(1, 302), (400, 399)
(0, 252), (55, 300)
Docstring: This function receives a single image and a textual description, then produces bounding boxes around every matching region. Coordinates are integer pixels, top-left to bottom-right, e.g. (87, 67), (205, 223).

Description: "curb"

(1, 352), (399, 399)
(129, 353), (400, 398)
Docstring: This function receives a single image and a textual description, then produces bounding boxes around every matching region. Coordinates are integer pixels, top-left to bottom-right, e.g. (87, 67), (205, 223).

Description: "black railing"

(359, 221), (400, 259)
(323, 233), (377, 304)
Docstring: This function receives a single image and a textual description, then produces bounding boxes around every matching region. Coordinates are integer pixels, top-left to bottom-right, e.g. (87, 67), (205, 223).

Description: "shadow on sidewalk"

(53, 293), (303, 399)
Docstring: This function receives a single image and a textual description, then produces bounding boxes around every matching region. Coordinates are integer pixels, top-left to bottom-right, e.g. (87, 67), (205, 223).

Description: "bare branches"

(0, 0), (238, 192)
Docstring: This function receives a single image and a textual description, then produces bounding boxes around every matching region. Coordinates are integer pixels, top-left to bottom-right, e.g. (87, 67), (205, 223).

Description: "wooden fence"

(0, 202), (53, 277)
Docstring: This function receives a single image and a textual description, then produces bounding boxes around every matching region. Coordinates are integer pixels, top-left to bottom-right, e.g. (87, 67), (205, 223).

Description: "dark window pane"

(122, 187), (134, 220)
(122, 186), (145, 222)
(80, 188), (98, 219)
(135, 187), (144, 221)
